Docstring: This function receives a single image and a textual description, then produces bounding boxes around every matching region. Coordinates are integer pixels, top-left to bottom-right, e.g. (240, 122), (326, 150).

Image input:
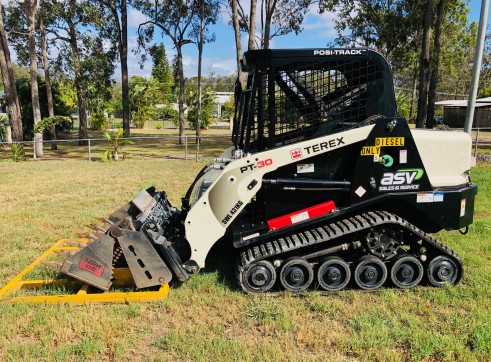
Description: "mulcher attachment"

(55, 188), (184, 291)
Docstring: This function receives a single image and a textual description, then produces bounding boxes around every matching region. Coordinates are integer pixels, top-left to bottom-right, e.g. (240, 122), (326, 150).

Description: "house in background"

(435, 97), (491, 128)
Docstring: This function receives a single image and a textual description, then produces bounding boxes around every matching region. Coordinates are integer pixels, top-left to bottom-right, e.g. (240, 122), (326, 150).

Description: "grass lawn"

(0, 138), (490, 361)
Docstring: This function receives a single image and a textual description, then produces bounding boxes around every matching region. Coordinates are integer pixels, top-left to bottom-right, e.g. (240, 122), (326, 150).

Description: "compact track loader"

(46, 49), (478, 293)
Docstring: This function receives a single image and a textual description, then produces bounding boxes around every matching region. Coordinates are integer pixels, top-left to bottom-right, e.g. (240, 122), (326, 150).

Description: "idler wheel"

(317, 256), (351, 291)
(427, 256), (460, 287)
(242, 260), (276, 292)
(353, 255), (387, 290)
(390, 255), (423, 289)
(279, 258), (314, 292)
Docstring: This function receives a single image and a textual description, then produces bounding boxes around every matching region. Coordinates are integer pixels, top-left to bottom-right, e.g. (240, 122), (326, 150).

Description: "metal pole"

(474, 128), (479, 157)
(196, 136), (200, 162)
(185, 136), (188, 161)
(465, 0), (489, 134)
(88, 139), (91, 161)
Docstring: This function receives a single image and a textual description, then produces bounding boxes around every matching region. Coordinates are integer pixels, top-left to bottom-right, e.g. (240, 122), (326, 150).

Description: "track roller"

(279, 258), (314, 292)
(241, 260), (276, 292)
(317, 256), (351, 291)
(426, 255), (460, 287)
(353, 255), (387, 290)
(390, 255), (423, 289)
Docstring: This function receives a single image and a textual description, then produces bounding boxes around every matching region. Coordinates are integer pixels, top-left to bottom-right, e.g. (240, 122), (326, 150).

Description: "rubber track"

(237, 210), (463, 287)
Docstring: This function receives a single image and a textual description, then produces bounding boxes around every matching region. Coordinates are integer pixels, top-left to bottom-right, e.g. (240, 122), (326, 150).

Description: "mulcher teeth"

(95, 217), (114, 225)
(40, 260), (64, 270)
(85, 223), (110, 233)
(65, 240), (90, 248)
(53, 249), (77, 258)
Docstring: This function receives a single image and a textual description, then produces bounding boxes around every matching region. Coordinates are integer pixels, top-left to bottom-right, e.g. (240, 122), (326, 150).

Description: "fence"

(0, 135), (232, 162)
(1, 127), (490, 162)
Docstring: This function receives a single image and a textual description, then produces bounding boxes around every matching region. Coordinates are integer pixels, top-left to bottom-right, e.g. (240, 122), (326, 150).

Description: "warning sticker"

(79, 256), (105, 277)
(355, 186), (367, 198)
(400, 149), (407, 164)
(375, 137), (405, 147)
(460, 198), (466, 217)
(297, 163), (315, 173)
(361, 146), (381, 156)
(417, 193), (434, 203)
(434, 193), (444, 202)
(291, 211), (309, 224)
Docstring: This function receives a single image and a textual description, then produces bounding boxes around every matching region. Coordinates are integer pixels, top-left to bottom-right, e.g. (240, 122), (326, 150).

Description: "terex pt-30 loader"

(60, 48), (477, 293)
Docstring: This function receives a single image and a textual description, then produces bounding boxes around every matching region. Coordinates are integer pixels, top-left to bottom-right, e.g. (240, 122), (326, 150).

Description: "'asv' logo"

(379, 169), (424, 191)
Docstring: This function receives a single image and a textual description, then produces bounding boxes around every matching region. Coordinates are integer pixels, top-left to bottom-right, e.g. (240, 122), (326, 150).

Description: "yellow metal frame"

(0, 238), (169, 304)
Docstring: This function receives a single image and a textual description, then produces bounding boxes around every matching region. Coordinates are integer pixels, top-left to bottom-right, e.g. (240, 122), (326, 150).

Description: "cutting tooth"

(95, 217), (114, 226)
(76, 231), (90, 238)
(85, 223), (109, 233)
(54, 249), (77, 258)
(41, 260), (63, 271)
(65, 240), (89, 248)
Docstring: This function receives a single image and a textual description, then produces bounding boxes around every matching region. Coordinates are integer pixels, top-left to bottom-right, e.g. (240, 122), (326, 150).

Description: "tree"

(44, 0), (114, 144)
(94, 0), (130, 137)
(191, 0), (219, 140)
(0, 2), (23, 143)
(135, 0), (198, 143)
(25, 0), (43, 158)
(186, 87), (215, 130)
(128, 75), (160, 128)
(40, 0), (57, 149)
(149, 43), (174, 104)
(230, 0), (243, 81)
(237, 0), (311, 49)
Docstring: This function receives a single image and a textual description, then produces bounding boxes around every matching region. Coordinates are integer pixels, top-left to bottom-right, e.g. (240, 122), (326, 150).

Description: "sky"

(125, 0), (490, 80)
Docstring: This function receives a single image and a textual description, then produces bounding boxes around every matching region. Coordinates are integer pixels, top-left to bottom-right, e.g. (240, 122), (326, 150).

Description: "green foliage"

(395, 91), (411, 120)
(129, 76), (160, 129)
(33, 116), (73, 135)
(222, 96), (235, 119)
(89, 113), (108, 131)
(16, 79), (75, 140)
(149, 43), (175, 104)
(186, 88), (216, 130)
(153, 106), (179, 126)
(101, 128), (133, 161)
(10, 143), (25, 162)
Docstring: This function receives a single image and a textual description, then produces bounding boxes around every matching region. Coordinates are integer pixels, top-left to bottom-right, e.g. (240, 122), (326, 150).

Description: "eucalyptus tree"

(25, 0), (43, 157)
(190, 0), (219, 139)
(233, 0), (311, 50)
(43, 0), (116, 144)
(134, 0), (198, 142)
(0, 2), (23, 143)
(92, 0), (131, 137)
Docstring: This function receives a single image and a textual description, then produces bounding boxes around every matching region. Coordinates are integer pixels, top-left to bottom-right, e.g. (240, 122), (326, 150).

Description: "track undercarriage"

(237, 211), (463, 293)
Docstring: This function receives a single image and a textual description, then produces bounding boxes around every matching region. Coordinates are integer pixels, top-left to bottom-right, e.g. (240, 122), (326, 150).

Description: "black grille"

(235, 50), (395, 153)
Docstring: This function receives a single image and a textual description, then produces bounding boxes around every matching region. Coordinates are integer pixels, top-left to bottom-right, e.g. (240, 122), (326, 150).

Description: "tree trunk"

(0, 3), (23, 142)
(121, 0), (130, 137)
(231, 0), (243, 82)
(426, 0), (445, 129)
(27, 0), (43, 158)
(416, 0), (434, 128)
(196, 0), (205, 143)
(177, 46), (185, 144)
(40, 0), (57, 150)
(67, 18), (88, 144)
(262, 0), (277, 49)
(110, 0), (131, 137)
(409, 60), (418, 122)
(248, 0), (257, 50)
